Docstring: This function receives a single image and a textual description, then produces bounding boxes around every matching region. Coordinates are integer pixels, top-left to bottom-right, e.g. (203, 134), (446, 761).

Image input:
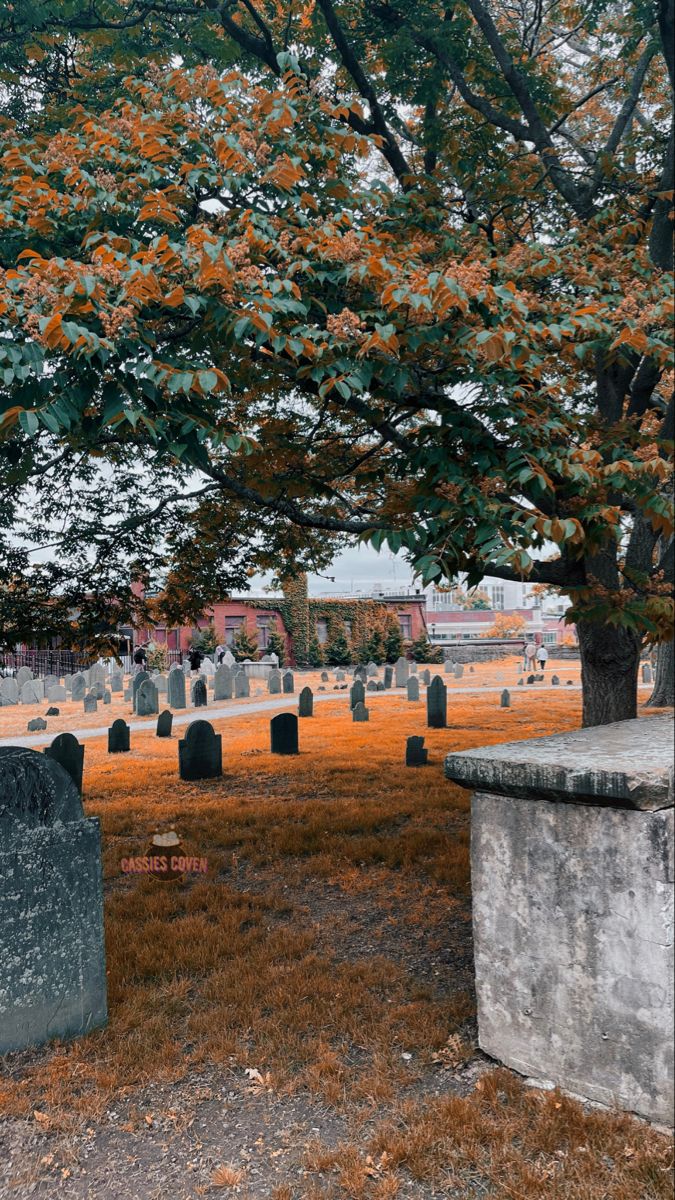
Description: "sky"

(250, 546), (419, 597)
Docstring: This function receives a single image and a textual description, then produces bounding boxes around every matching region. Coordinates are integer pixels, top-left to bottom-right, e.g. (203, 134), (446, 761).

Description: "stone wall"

(445, 715), (674, 1125)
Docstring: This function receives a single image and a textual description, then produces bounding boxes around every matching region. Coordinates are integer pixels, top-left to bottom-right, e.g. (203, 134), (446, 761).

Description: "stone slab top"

(444, 714), (674, 810)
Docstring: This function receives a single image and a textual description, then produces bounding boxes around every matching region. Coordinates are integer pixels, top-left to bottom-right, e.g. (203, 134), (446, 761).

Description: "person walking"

(536, 643), (549, 673)
(188, 646), (204, 675)
(524, 640), (537, 672)
(133, 644), (147, 674)
(215, 643), (226, 665)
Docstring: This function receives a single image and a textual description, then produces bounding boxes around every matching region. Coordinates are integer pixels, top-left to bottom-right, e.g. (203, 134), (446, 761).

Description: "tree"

(0, 1), (672, 726)
(266, 619), (286, 667)
(326, 623), (353, 666)
(458, 590), (492, 612)
(190, 623), (217, 655)
(233, 624), (258, 660)
(384, 617), (405, 663)
(307, 634), (325, 668)
(366, 628), (386, 665)
(486, 613), (527, 639)
(410, 630), (440, 663)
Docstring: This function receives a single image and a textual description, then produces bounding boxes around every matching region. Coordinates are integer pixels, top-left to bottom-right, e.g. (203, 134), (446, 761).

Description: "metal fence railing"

(0, 649), (92, 678)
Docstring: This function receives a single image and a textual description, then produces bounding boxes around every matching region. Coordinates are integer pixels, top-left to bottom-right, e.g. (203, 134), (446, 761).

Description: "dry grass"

(1, 684), (672, 1199)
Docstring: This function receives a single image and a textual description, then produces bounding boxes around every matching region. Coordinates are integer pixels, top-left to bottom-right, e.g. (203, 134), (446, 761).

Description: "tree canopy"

(0, 0), (672, 722)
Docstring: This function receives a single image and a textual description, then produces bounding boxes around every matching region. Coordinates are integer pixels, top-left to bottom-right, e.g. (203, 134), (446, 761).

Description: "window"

(543, 631), (557, 645)
(490, 586), (505, 610)
(225, 617), (244, 646)
(398, 614), (412, 639)
(316, 619), (328, 644)
(256, 616), (270, 649)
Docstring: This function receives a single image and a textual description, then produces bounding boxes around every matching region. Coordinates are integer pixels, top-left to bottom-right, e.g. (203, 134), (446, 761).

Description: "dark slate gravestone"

(421, 669), (431, 686)
(320, 671), (329, 682)
(214, 664), (233, 701)
(268, 669), (282, 695)
(234, 672), (250, 699)
(367, 661), (378, 677)
(83, 694), (98, 714)
(46, 707), (60, 717)
(395, 656), (409, 687)
(527, 674), (536, 685)
(354, 665), (367, 681)
(27, 717), (47, 732)
(427, 676), (447, 729)
(298, 687), (313, 718)
(110, 672), (123, 693)
(501, 689), (511, 708)
(108, 719), (130, 753)
(90, 682), (104, 701)
(469, 665), (475, 673)
(335, 669), (346, 681)
(168, 667), (186, 710)
(132, 670), (150, 710)
(350, 680), (366, 710)
(192, 678), (208, 707)
(383, 666), (394, 689)
(178, 720), (222, 781)
(46, 685), (67, 702)
(642, 663), (653, 684)
(156, 710), (173, 738)
(103, 690), (111, 705)
(376, 681), (385, 691)
(406, 677), (420, 702)
(45, 732), (85, 795)
(0, 747), (107, 1053)
(270, 712), (299, 755)
(551, 675), (560, 686)
(517, 678), (524, 686)
(352, 701), (369, 722)
(282, 670), (295, 694)
(71, 673), (86, 702)
(406, 736), (428, 766)
(367, 681), (378, 692)
(136, 679), (159, 717)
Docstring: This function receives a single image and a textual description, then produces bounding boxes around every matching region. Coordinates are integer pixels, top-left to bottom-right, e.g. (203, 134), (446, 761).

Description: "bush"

(410, 631), (443, 663)
(266, 620), (286, 666)
(384, 619), (404, 662)
(366, 628), (385, 665)
(326, 623), (352, 666)
(190, 623), (217, 654)
(307, 634), (325, 667)
(233, 625), (259, 660)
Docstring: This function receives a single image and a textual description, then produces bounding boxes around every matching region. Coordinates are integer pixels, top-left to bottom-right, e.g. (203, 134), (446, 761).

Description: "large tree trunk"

(647, 639), (675, 708)
(577, 620), (641, 727)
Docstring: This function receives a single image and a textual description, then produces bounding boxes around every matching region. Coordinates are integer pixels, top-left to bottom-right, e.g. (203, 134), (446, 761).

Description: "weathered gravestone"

(168, 668), (186, 709)
(46, 685), (67, 702)
(335, 669), (346, 681)
(270, 712), (299, 755)
(406, 736), (428, 766)
(427, 676), (447, 729)
(192, 678), (208, 707)
(500, 689), (511, 708)
(45, 732), (85, 794)
(155, 674), (168, 695)
(320, 672), (329, 682)
(282, 670), (295, 694)
(298, 687), (313, 718)
(43, 674), (58, 693)
(352, 701), (369, 722)
(444, 659), (453, 673)
(268, 669), (282, 695)
(406, 677), (420, 702)
(453, 663), (464, 679)
(551, 675), (560, 686)
(0, 748), (107, 1053)
(421, 669), (431, 686)
(444, 714), (675, 1125)
(110, 672), (123, 693)
(234, 672), (250, 699)
(90, 682), (104, 701)
(367, 681), (377, 692)
(20, 681), (42, 705)
(383, 666), (394, 689)
(376, 681), (385, 692)
(1, 677), (18, 705)
(350, 680), (366, 710)
(46, 707), (60, 717)
(136, 680), (159, 717)
(354, 665), (367, 682)
(71, 673), (86, 702)
(156, 710), (173, 738)
(27, 718), (47, 732)
(178, 720), (222, 781)
(16, 666), (33, 688)
(214, 664), (233, 701)
(108, 719), (130, 753)
(83, 695), (98, 714)
(642, 663), (653, 684)
(367, 662), (378, 677)
(132, 670), (149, 710)
(394, 656), (409, 687)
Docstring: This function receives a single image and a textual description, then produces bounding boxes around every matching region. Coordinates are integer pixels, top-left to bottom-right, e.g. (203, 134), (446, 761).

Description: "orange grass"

(1, 689), (672, 1200)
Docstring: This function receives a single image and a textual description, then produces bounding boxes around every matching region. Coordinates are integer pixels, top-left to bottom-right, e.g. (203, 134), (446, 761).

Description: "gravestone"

(526, 674), (535, 685)
(214, 664), (233, 701)
(406, 736), (428, 766)
(20, 681), (41, 705)
(110, 673), (123, 693)
(383, 666), (394, 689)
(282, 670), (295, 694)
(71, 673), (86, 701)
(501, 689), (511, 708)
(551, 675), (560, 686)
(168, 668), (186, 709)
(469, 665), (475, 673)
(298, 687), (313, 718)
(517, 678), (524, 686)
(335, 669), (346, 681)
(64, 674), (73, 692)
(43, 674), (58, 692)
(0, 748), (107, 1053)
(268, 669), (282, 695)
(90, 665), (106, 687)
(444, 659), (453, 673)
(421, 669), (431, 686)
(352, 701), (369, 722)
(427, 676), (447, 729)
(1, 677), (18, 705)
(46, 707), (60, 717)
(46, 685), (67, 702)
(395, 656), (409, 687)
(320, 671), (329, 682)
(132, 670), (149, 710)
(83, 695), (98, 714)
(367, 662), (378, 677)
(234, 672), (250, 699)
(354, 665), (367, 682)
(270, 712), (299, 755)
(136, 680), (159, 717)
(642, 663), (652, 684)
(406, 676), (420, 702)
(103, 690), (111, 705)
(16, 666), (33, 688)
(108, 719), (130, 753)
(156, 710), (173, 738)
(366, 681), (377, 692)
(350, 680), (366, 710)
(155, 674), (168, 695)
(376, 681), (385, 692)
(201, 657), (215, 678)
(223, 650), (236, 667)
(192, 679), (208, 707)
(89, 682), (104, 701)
(453, 663), (464, 679)
(178, 720), (223, 781)
(27, 718), (47, 732)
(45, 732), (84, 794)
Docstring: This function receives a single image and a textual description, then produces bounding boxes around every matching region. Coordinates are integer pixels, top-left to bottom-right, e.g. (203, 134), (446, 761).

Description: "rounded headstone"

(0, 747), (82, 839)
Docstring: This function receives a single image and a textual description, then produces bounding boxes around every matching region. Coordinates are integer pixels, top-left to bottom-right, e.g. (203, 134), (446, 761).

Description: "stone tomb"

(45, 732), (85, 794)
(270, 712), (299, 755)
(445, 714), (674, 1125)
(0, 748), (107, 1053)
(108, 719), (130, 753)
(178, 720), (222, 781)
(16, 666), (33, 688)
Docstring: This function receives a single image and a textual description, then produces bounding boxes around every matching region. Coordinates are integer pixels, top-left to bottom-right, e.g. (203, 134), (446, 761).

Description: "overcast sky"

(250, 545), (418, 597)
